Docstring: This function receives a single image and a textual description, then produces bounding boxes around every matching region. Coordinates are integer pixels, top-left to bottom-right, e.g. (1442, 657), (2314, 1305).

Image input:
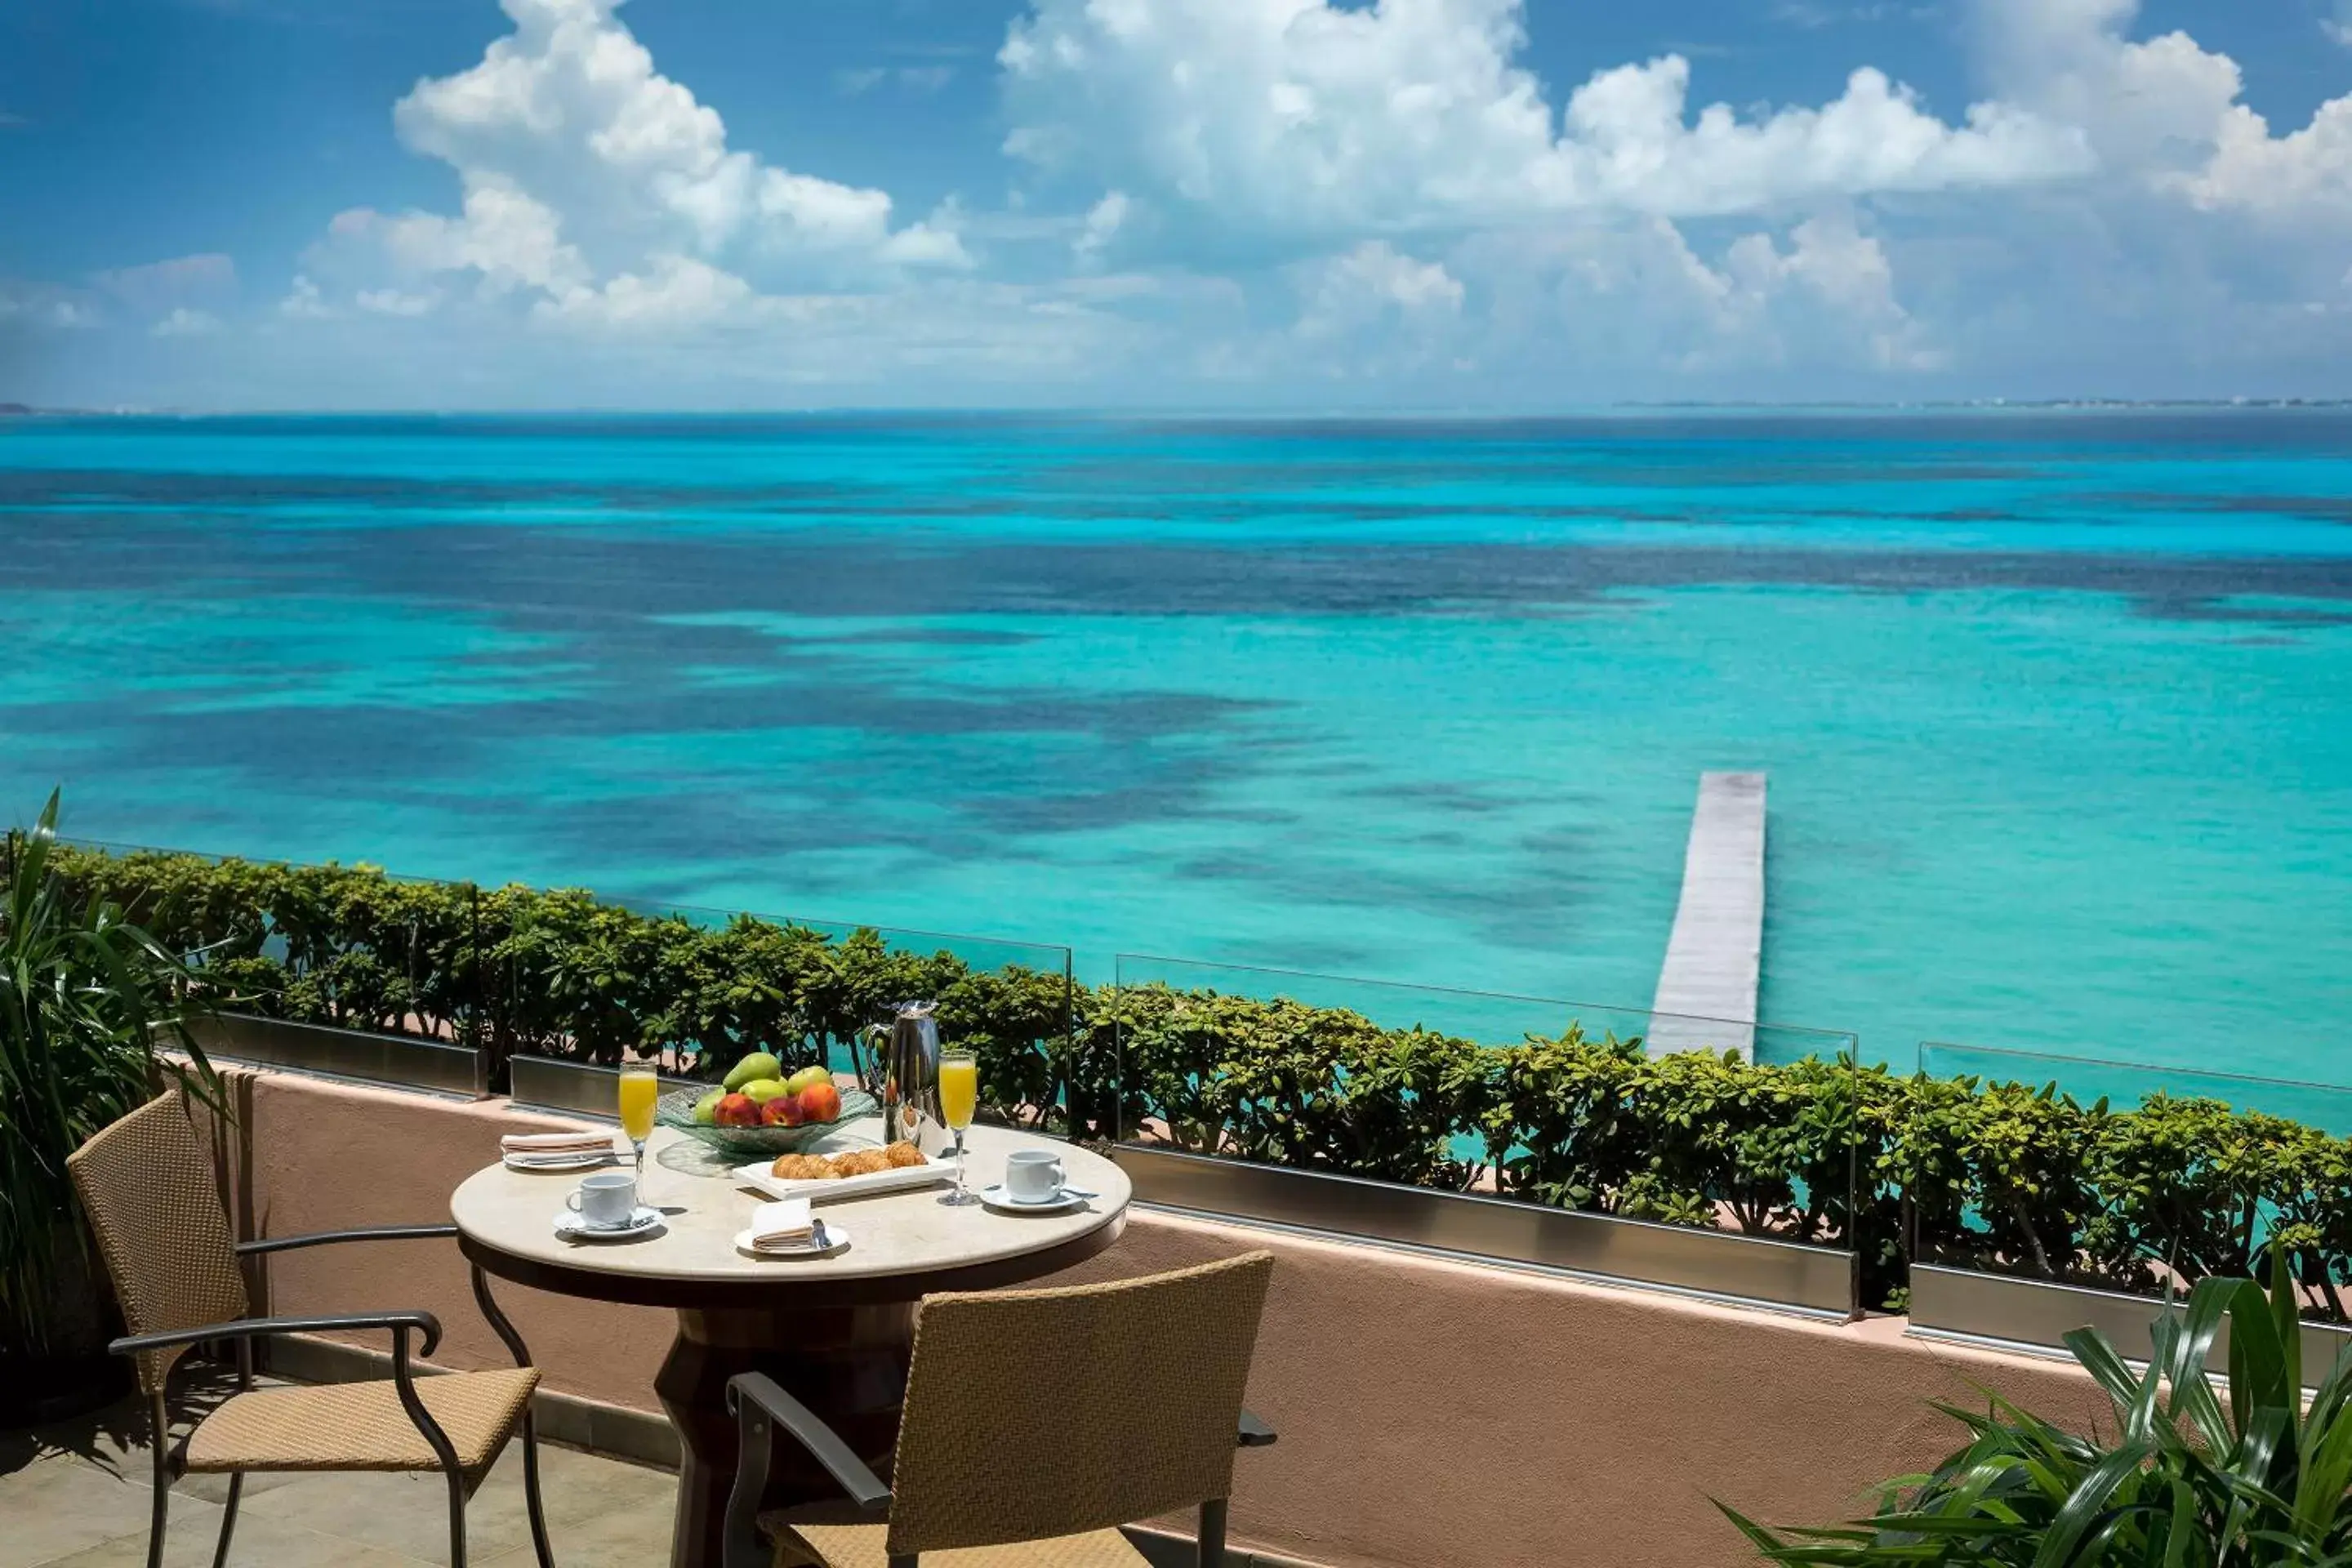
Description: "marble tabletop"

(451, 1119), (1129, 1291)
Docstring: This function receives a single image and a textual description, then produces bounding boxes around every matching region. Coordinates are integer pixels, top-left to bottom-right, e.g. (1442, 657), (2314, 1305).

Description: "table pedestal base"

(658, 1303), (915, 1568)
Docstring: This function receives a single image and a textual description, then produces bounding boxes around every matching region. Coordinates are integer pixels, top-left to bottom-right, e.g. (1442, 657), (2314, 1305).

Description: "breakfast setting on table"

(483, 1000), (1104, 1261)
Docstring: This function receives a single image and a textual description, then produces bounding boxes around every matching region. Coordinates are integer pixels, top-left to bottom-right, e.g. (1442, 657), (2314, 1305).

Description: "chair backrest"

(885, 1250), (1275, 1557)
(65, 1089), (249, 1395)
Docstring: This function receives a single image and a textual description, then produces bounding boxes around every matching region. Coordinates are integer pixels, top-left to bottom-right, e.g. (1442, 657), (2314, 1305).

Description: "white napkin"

(749, 1199), (816, 1250)
(502, 1130), (615, 1154)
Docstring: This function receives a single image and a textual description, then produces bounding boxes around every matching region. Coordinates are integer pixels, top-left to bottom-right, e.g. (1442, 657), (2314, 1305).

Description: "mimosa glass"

(618, 1067), (659, 1178)
(938, 1049), (978, 1205)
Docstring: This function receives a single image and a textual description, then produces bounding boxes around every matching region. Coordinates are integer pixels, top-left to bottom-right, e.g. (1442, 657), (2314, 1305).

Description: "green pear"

(741, 1078), (791, 1105)
(724, 1051), (782, 1092)
(691, 1088), (725, 1125)
(786, 1065), (831, 1094)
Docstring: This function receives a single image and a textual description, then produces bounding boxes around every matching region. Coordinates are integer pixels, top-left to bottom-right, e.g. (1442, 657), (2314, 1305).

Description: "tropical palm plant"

(1726, 1247), (2352, 1566)
(0, 789), (217, 1363)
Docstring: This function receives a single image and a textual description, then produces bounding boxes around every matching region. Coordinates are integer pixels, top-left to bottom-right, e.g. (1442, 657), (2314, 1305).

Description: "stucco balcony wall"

(215, 1066), (2107, 1568)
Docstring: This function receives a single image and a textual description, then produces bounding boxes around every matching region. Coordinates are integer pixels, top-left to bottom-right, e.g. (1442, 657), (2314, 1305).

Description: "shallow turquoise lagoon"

(2, 412), (2348, 1085)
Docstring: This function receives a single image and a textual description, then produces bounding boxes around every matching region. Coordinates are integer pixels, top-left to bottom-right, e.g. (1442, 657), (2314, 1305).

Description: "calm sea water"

(3, 411), (2349, 1085)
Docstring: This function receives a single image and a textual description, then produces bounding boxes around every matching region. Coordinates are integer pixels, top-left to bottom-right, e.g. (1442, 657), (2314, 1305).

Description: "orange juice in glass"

(618, 1068), (659, 1178)
(938, 1049), (978, 1205)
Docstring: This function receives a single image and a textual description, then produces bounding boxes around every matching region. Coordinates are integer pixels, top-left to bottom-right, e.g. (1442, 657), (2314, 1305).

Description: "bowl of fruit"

(658, 1050), (878, 1159)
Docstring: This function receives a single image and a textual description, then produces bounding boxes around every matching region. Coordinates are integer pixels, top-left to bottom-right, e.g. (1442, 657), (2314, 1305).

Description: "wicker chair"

(65, 1089), (556, 1568)
(725, 1251), (1277, 1568)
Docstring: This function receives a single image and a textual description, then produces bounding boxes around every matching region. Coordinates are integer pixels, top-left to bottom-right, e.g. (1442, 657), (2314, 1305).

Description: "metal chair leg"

(473, 1264), (554, 1568)
(209, 1474), (245, 1568)
(519, 1411), (555, 1568)
(1197, 1498), (1228, 1568)
(146, 1392), (171, 1568)
(210, 1336), (251, 1568)
(445, 1464), (470, 1568)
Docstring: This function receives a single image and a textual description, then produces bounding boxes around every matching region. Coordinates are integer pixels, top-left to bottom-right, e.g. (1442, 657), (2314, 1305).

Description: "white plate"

(732, 1222), (852, 1259)
(976, 1184), (1092, 1215)
(553, 1205), (664, 1242)
(735, 1154), (953, 1205)
(506, 1149), (616, 1172)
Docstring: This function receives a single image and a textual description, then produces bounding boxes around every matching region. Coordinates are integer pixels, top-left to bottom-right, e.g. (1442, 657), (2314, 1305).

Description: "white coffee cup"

(1002, 1148), (1067, 1205)
(566, 1169), (639, 1228)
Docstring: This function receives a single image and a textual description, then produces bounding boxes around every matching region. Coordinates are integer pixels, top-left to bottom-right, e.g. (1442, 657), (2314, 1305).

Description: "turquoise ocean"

(2, 412), (2349, 1088)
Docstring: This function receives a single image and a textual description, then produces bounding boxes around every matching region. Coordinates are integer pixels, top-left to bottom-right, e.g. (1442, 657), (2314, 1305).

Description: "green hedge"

(37, 840), (2352, 1317)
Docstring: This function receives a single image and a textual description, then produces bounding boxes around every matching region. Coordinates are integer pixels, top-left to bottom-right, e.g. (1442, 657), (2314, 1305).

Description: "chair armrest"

(727, 1373), (892, 1510)
(237, 1224), (459, 1257)
(723, 1374), (890, 1568)
(111, 1311), (444, 1361)
(1238, 1409), (1277, 1447)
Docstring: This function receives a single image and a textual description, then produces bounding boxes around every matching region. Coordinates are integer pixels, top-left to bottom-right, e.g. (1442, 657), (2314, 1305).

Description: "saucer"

(976, 1185), (1090, 1215)
(553, 1205), (663, 1242)
(732, 1222), (851, 1259)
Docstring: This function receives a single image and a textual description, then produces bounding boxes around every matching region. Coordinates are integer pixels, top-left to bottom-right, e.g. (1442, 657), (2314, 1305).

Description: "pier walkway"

(1647, 771), (1766, 1061)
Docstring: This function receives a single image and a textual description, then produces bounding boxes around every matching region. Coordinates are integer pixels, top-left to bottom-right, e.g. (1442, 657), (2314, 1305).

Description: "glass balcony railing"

(1911, 1040), (2352, 1319)
(1108, 953), (1866, 1258)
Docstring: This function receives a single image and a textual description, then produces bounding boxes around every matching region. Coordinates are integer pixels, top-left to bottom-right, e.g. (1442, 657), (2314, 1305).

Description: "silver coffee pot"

(854, 1000), (941, 1149)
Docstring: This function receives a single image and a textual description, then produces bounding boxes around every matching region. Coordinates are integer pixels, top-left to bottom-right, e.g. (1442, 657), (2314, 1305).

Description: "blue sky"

(4, 0), (2351, 408)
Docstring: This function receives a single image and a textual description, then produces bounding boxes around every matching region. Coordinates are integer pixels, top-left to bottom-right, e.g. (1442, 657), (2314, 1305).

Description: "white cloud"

(96, 254), (238, 314)
(1074, 190), (1131, 262)
(1722, 214), (1936, 369)
(1299, 242), (1463, 327)
(534, 254), (751, 327)
(1432, 212), (1938, 386)
(1971, 0), (2352, 215)
(37, 0), (2352, 408)
(356, 287), (442, 318)
(2330, 1), (2352, 47)
(278, 276), (333, 319)
(0, 281), (95, 331)
(1290, 241), (1465, 377)
(150, 307), (223, 337)
(299, 0), (969, 327)
(1000, 0), (2090, 237)
(835, 65), (956, 96)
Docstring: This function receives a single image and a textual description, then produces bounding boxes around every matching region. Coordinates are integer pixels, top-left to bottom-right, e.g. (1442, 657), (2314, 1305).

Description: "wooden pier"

(1647, 771), (1766, 1060)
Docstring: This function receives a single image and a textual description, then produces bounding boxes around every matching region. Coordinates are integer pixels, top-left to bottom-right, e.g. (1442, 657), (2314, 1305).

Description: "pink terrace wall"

(221, 1067), (2108, 1568)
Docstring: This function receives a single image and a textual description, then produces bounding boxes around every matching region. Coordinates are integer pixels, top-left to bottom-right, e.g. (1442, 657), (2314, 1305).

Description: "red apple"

(797, 1081), (842, 1124)
(714, 1093), (762, 1128)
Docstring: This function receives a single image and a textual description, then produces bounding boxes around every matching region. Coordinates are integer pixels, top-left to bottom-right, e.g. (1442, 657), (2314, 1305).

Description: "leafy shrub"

(41, 840), (2352, 1316)
(2, 800), (220, 1358)
(1727, 1250), (2352, 1565)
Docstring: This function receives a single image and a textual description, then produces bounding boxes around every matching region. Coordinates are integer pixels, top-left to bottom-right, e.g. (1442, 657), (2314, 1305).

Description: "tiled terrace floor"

(5, 1372), (1312, 1568)
(2, 1374), (676, 1568)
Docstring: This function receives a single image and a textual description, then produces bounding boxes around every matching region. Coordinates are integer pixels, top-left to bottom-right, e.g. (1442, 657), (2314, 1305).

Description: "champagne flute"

(937, 1048), (979, 1206)
(617, 1067), (659, 1180)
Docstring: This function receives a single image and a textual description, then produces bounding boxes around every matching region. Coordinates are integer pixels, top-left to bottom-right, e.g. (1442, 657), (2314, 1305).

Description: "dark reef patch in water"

(9, 508), (2352, 632)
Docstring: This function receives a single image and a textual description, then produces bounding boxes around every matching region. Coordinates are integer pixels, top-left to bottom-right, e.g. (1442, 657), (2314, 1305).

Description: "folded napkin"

(749, 1199), (816, 1250)
(502, 1130), (615, 1154)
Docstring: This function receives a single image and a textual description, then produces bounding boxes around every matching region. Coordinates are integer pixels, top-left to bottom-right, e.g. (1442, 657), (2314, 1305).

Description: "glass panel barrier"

(46, 835), (1078, 1126)
(49, 833), (488, 1045)
(1913, 1041), (2352, 1321)
(1110, 954), (1866, 1272)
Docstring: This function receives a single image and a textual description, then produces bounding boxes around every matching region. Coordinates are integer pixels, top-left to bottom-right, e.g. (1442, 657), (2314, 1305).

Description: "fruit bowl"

(655, 1084), (880, 1160)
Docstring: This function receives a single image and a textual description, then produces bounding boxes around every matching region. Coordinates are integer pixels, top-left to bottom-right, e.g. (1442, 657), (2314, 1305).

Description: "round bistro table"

(451, 1120), (1130, 1568)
